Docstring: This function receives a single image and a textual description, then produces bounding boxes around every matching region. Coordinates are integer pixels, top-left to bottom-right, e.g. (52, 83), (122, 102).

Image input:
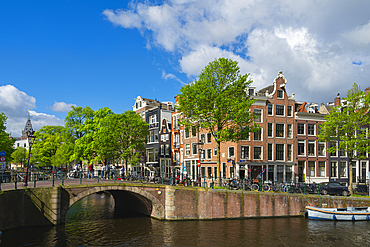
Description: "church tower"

(21, 111), (34, 140)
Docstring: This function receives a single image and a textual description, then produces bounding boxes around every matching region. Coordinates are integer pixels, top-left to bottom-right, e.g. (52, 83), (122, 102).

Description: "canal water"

(2, 193), (370, 246)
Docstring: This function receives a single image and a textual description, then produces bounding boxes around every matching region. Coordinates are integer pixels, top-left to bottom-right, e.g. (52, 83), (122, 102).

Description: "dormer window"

(248, 88), (255, 96)
(277, 90), (283, 99)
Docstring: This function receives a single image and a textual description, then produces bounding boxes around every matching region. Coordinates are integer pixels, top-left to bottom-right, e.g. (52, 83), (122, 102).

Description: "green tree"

(75, 107), (114, 165)
(318, 83), (370, 194)
(0, 112), (15, 165)
(177, 57), (257, 186)
(64, 106), (94, 166)
(32, 126), (65, 168)
(11, 147), (27, 168)
(94, 111), (149, 168)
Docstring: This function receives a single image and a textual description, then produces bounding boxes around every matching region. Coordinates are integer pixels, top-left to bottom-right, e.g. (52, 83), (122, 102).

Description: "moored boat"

(306, 206), (370, 221)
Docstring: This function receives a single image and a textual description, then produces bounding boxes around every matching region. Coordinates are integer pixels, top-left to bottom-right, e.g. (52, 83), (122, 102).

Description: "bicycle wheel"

(251, 184), (259, 190)
(262, 184), (271, 191)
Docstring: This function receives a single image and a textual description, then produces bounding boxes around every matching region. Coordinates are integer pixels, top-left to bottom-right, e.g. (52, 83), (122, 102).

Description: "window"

(147, 149), (154, 162)
(298, 140), (305, 156)
(214, 167), (218, 178)
(287, 124), (292, 138)
(241, 146), (249, 159)
(253, 146), (262, 160)
(214, 148), (217, 156)
(297, 123), (305, 135)
(268, 123), (273, 137)
(276, 105), (284, 116)
(331, 162), (338, 177)
(185, 144), (190, 155)
(160, 145), (165, 155)
(191, 127), (197, 137)
(318, 142), (325, 156)
(223, 163), (227, 178)
(276, 144), (284, 161)
(248, 88), (255, 96)
(149, 114), (157, 123)
(308, 141), (315, 156)
(254, 109), (262, 122)
(165, 144), (170, 155)
(207, 149), (212, 159)
(268, 103), (273, 115)
(308, 124), (315, 135)
(200, 134), (205, 143)
(319, 162), (325, 177)
(340, 161), (347, 177)
(200, 149), (205, 159)
(287, 144), (292, 161)
(277, 89), (283, 99)
(287, 105), (292, 117)
(254, 129), (262, 141)
(329, 141), (337, 156)
(154, 148), (158, 161)
(207, 133), (212, 143)
(308, 161), (315, 177)
(241, 126), (250, 141)
(185, 129), (190, 138)
(192, 143), (198, 155)
(276, 123), (284, 137)
(228, 147), (235, 158)
(207, 167), (212, 178)
(268, 143), (273, 160)
(339, 147), (346, 157)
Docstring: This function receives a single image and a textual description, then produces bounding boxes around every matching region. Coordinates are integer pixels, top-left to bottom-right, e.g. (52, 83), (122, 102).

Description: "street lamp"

(197, 140), (204, 186)
(23, 130), (35, 187)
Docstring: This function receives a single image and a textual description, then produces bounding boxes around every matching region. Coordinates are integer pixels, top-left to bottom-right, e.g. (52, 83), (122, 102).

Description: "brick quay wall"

(167, 187), (370, 220)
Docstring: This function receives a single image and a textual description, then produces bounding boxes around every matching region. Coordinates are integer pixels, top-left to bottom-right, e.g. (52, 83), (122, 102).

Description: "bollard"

(52, 173), (55, 187)
(80, 172), (82, 184)
(34, 179), (36, 188)
(97, 176), (99, 183)
(15, 180), (17, 190)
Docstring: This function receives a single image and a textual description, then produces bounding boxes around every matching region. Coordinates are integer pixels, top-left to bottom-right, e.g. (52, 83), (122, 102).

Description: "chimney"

(334, 93), (341, 106)
(365, 87), (370, 95)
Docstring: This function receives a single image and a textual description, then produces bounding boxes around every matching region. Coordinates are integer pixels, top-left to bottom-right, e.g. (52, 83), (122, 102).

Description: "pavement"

(0, 178), (128, 191)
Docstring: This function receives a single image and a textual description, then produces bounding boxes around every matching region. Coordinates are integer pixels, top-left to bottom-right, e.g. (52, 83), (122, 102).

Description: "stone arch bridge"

(1, 182), (369, 231)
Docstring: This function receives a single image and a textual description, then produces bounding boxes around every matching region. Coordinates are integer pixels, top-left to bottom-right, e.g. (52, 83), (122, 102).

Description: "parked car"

(318, 182), (349, 196)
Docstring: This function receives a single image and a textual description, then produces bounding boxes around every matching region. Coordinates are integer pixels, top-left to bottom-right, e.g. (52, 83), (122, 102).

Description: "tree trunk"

(349, 160), (353, 195)
(216, 141), (221, 186)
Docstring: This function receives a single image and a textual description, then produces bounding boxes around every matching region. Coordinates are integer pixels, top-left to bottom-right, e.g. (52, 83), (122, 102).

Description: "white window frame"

(268, 123), (273, 138)
(318, 142), (326, 157)
(297, 123), (305, 135)
(287, 105), (293, 117)
(185, 144), (190, 155)
(268, 103), (273, 116)
(307, 124), (315, 136)
(275, 143), (285, 161)
(228, 146), (235, 158)
(277, 89), (284, 99)
(275, 104), (285, 116)
(308, 140), (315, 156)
(253, 108), (263, 123)
(253, 146), (263, 160)
(298, 140), (305, 156)
(275, 123), (285, 138)
(241, 145), (249, 159)
(206, 148), (212, 159)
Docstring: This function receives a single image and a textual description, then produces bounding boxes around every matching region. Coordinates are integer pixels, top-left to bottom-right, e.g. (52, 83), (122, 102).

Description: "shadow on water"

(2, 192), (370, 246)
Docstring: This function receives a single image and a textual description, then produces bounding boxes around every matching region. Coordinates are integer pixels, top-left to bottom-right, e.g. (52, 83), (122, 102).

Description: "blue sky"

(1, 0), (370, 136)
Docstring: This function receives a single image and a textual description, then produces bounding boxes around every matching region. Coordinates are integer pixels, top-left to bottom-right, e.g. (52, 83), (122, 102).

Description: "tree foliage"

(0, 112), (15, 164)
(32, 125), (65, 168)
(93, 111), (149, 166)
(11, 147), (27, 168)
(177, 58), (257, 185)
(318, 83), (370, 194)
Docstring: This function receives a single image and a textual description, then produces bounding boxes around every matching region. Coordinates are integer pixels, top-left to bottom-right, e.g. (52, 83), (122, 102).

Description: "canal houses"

(135, 74), (370, 188)
(132, 96), (174, 177)
(295, 101), (328, 184)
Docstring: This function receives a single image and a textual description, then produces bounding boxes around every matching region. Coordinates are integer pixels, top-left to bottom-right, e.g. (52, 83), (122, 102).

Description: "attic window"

(248, 89), (255, 96)
(277, 90), (283, 99)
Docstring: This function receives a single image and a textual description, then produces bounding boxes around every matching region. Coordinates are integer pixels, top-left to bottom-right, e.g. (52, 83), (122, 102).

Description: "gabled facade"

(295, 102), (328, 183)
(133, 96), (174, 177)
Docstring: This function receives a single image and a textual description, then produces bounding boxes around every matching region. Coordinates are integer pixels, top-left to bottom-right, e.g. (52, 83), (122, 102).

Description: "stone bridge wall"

(1, 183), (370, 231)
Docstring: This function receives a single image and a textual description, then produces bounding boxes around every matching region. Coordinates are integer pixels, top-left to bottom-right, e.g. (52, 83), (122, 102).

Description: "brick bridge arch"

(61, 185), (165, 223)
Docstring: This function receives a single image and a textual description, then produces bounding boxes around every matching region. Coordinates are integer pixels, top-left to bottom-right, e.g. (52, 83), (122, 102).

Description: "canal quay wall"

(1, 183), (370, 231)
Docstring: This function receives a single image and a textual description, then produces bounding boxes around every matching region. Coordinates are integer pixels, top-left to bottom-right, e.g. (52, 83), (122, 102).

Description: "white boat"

(306, 206), (370, 221)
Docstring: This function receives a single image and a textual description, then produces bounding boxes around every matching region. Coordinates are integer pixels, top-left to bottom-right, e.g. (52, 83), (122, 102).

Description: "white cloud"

(0, 85), (64, 136)
(49, 101), (77, 112)
(343, 21), (370, 45)
(161, 70), (185, 85)
(104, 0), (370, 104)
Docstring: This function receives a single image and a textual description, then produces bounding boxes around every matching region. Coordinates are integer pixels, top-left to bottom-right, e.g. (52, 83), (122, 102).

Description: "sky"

(1, 0), (370, 136)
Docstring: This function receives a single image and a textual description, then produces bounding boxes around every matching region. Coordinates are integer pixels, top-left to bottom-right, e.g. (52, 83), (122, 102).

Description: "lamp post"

(23, 130), (35, 187)
(197, 140), (204, 186)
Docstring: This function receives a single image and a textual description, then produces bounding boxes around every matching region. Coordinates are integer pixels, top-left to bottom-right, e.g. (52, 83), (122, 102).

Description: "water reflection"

(2, 192), (370, 246)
